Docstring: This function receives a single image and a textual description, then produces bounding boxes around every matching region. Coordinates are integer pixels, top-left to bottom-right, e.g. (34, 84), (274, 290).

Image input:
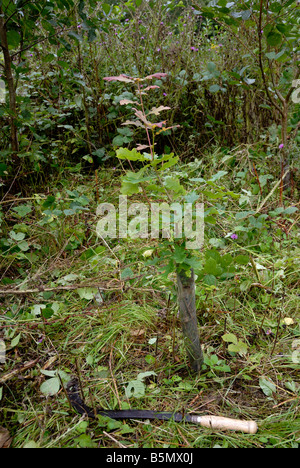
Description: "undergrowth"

(0, 148), (299, 448)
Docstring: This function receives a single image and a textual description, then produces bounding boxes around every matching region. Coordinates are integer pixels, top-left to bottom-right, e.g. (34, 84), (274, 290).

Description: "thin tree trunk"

(0, 11), (19, 157)
(177, 268), (203, 373)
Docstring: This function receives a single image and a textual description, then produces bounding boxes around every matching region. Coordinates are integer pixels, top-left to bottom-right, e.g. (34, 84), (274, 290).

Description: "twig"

(252, 162), (263, 196)
(109, 346), (122, 410)
(176, 426), (191, 447)
(270, 289), (285, 356)
(75, 358), (85, 403)
(103, 431), (127, 449)
(257, 0), (284, 117)
(249, 256), (260, 282)
(255, 168), (289, 214)
(272, 396), (299, 408)
(57, 372), (73, 413)
(0, 359), (39, 384)
(0, 282), (122, 296)
(0, 274), (145, 296)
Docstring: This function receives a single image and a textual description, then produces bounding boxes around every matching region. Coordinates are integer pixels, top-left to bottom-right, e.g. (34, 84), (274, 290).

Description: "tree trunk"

(177, 268), (203, 373)
(0, 11), (19, 157)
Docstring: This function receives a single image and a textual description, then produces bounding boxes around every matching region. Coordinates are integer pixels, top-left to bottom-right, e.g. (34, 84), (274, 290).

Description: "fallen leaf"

(0, 427), (12, 448)
(142, 249), (154, 258)
(130, 329), (145, 336)
(282, 317), (294, 326)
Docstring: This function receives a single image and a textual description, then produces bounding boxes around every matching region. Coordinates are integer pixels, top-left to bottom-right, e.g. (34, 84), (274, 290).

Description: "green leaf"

(222, 333), (238, 344)
(102, 3), (111, 15)
(184, 257), (202, 271)
(68, 31), (83, 42)
(269, 1), (283, 13)
(283, 206), (298, 215)
(266, 31), (282, 46)
(7, 30), (21, 48)
(259, 377), (276, 397)
(82, 155), (93, 164)
(228, 341), (248, 355)
(156, 155), (179, 171)
(276, 23), (289, 35)
(77, 287), (98, 300)
(125, 379), (145, 399)
(12, 204), (32, 218)
(112, 135), (127, 146)
(241, 10), (252, 20)
(11, 333), (21, 348)
(265, 51), (276, 60)
(116, 147), (144, 161)
(204, 215), (217, 224)
(204, 257), (222, 276)
(30, 304), (46, 316)
(120, 169), (153, 195)
(9, 231), (25, 242)
(235, 255), (249, 265)
(203, 274), (217, 286)
(40, 370), (56, 377)
(172, 244), (187, 264)
(0, 163), (7, 176)
(88, 28), (97, 43)
(121, 267), (134, 280)
(137, 371), (157, 381)
(209, 171), (228, 181)
(43, 195), (56, 209)
(209, 84), (220, 93)
(74, 434), (97, 448)
(40, 377), (60, 396)
(120, 180), (140, 196)
(184, 191), (199, 203)
(18, 241), (30, 252)
(164, 177), (186, 195)
(41, 306), (55, 319)
(220, 253), (233, 267)
(207, 62), (217, 73)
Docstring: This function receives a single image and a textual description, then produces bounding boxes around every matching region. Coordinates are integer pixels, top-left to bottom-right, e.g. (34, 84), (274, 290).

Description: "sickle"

(66, 378), (257, 434)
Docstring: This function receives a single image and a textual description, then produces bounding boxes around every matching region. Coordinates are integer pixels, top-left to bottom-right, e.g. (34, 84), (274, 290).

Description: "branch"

(4, 0), (32, 27)
(10, 27), (72, 59)
(258, 0), (284, 117)
(0, 274), (145, 296)
(0, 359), (39, 384)
(0, 282), (121, 295)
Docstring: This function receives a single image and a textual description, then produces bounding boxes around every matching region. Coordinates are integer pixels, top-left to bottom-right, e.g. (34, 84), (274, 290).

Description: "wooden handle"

(190, 415), (258, 434)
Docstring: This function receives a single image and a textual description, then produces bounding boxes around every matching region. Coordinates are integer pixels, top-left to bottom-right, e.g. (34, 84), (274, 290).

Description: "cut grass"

(1, 286), (299, 448)
(0, 163), (299, 448)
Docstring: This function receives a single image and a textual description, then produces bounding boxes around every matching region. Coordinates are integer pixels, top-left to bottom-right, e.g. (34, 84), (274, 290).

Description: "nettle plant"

(102, 73), (240, 371)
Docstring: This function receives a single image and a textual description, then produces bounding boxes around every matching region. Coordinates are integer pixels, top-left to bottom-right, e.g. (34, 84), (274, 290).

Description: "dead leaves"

(103, 73), (168, 83)
(148, 105), (171, 116)
(103, 74), (134, 83)
(0, 427), (12, 449)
